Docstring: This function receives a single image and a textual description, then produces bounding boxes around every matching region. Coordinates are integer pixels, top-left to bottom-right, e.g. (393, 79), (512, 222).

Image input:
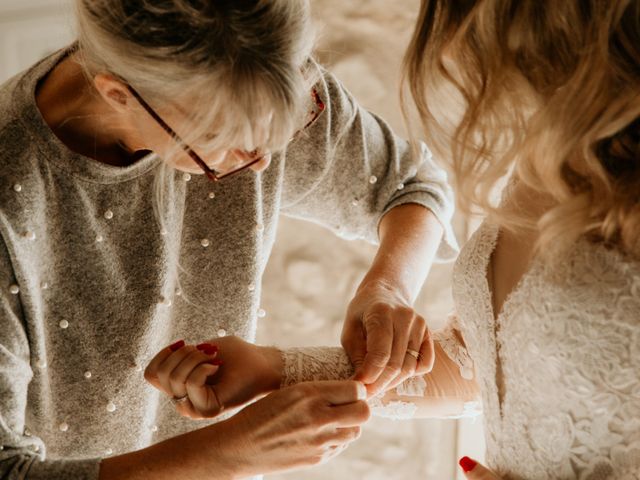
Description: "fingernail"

(196, 343), (215, 351)
(459, 456), (477, 473)
(205, 359), (223, 366)
(202, 347), (218, 356)
(169, 340), (185, 352)
(355, 381), (367, 400)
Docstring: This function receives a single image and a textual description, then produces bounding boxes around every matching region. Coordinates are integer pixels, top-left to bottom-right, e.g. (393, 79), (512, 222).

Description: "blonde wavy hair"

(404, 0), (640, 256)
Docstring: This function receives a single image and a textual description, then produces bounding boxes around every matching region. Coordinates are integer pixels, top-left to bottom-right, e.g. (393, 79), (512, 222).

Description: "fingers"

(316, 426), (362, 448)
(459, 457), (502, 479)
(310, 380), (368, 406)
(168, 345), (220, 398)
(366, 321), (409, 394)
(416, 328), (435, 375)
(328, 399), (371, 427)
(386, 317), (427, 391)
(144, 341), (219, 400)
(144, 340), (186, 394)
(185, 362), (223, 417)
(340, 321), (367, 378)
(356, 311), (393, 384)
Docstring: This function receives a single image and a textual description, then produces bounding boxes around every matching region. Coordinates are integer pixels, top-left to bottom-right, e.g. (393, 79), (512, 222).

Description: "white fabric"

(281, 337), (481, 420)
(453, 222), (640, 479)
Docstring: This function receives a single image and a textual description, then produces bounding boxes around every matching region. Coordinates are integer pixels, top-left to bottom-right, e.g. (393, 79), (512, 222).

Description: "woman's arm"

(281, 61), (458, 259)
(143, 316), (481, 422)
(279, 62), (460, 395)
(280, 331), (481, 420)
(0, 233), (104, 479)
(99, 380), (370, 480)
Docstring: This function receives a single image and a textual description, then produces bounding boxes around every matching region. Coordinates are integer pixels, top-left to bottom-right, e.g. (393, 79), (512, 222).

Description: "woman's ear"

(93, 73), (133, 113)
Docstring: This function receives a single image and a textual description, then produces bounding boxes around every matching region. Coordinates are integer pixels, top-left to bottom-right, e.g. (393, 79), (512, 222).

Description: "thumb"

(459, 457), (501, 480)
(341, 321), (367, 378)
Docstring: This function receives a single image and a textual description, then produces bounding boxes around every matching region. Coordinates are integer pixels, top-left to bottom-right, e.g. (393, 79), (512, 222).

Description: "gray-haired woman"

(0, 1), (457, 479)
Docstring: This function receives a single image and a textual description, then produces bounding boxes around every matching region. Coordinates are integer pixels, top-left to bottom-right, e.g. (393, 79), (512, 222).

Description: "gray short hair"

(75, 0), (316, 153)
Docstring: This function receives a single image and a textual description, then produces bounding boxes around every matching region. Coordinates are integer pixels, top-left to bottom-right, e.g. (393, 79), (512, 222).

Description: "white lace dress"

(453, 222), (640, 480)
(281, 221), (640, 479)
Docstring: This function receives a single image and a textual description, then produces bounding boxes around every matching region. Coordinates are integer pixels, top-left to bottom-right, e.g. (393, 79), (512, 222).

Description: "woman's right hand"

(221, 380), (370, 477)
(99, 380), (370, 480)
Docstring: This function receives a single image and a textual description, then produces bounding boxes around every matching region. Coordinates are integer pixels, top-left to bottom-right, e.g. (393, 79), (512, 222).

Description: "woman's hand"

(459, 457), (503, 479)
(341, 280), (435, 396)
(144, 336), (283, 418)
(100, 380), (370, 480)
(223, 380), (370, 477)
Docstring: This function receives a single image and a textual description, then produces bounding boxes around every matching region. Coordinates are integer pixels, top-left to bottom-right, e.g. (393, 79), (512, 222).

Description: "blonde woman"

(152, 1), (640, 479)
(0, 0), (460, 479)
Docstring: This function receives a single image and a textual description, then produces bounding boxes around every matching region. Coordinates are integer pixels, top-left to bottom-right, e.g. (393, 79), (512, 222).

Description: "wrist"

(260, 345), (284, 391)
(356, 275), (412, 306)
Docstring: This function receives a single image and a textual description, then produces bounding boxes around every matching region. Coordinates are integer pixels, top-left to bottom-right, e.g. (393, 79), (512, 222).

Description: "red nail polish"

(169, 340), (185, 352)
(202, 347), (218, 356)
(196, 343), (214, 351)
(459, 456), (477, 473)
(205, 359), (223, 366)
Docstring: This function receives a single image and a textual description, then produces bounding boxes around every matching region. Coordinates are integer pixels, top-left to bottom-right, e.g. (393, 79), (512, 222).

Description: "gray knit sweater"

(0, 47), (457, 479)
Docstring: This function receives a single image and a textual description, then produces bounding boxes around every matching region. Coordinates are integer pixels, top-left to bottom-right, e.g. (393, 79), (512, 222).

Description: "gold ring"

(171, 394), (189, 404)
(406, 349), (420, 360)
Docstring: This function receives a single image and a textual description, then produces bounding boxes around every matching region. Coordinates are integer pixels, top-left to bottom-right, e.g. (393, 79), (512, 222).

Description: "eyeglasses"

(127, 85), (326, 183)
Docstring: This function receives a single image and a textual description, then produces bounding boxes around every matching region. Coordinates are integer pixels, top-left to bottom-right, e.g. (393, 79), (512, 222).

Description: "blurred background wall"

(0, 1), (484, 478)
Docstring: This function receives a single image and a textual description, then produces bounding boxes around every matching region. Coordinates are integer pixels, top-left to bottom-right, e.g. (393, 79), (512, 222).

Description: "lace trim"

(433, 312), (475, 380)
(280, 345), (481, 420)
(281, 347), (354, 388)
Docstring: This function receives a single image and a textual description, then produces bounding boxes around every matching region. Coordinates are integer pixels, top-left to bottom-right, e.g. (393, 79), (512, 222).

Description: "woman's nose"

(230, 149), (271, 173)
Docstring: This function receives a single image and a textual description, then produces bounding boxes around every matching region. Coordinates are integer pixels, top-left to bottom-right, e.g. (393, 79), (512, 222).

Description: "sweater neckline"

(12, 44), (161, 185)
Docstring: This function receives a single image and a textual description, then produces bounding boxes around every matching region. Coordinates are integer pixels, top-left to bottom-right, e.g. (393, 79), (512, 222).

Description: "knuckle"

(386, 362), (402, 375)
(396, 305), (415, 318)
(370, 301), (392, 313)
(364, 312), (390, 328)
(295, 382), (316, 397)
(143, 368), (155, 383)
(185, 376), (200, 389)
(368, 352), (391, 367)
(168, 369), (183, 384)
(300, 399), (323, 424)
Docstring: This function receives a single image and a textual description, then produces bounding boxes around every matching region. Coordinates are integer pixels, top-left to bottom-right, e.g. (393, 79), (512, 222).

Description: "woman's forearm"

(99, 422), (234, 480)
(360, 204), (444, 304)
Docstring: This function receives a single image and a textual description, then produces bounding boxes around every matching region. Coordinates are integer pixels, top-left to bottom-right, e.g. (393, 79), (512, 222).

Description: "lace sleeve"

(281, 347), (355, 387)
(280, 321), (481, 420)
(432, 311), (475, 380)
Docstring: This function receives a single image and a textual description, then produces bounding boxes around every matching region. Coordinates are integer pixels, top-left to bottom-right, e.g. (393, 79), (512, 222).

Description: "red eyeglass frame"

(127, 85), (326, 183)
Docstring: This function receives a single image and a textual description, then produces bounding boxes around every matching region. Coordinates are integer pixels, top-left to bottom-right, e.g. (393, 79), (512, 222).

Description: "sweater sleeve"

(279, 312), (481, 420)
(280, 62), (458, 262)
(0, 232), (101, 480)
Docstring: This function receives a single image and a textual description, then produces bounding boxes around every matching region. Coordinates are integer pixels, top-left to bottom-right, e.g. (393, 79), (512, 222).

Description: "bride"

(145, 0), (640, 478)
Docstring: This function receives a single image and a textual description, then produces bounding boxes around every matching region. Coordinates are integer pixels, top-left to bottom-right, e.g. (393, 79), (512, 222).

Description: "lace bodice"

(453, 222), (640, 480)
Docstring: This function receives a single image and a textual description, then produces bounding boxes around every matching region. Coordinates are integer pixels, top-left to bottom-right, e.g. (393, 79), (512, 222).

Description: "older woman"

(0, 0), (456, 479)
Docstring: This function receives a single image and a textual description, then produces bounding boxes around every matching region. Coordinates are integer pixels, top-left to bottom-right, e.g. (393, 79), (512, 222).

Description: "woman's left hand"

(144, 336), (283, 419)
(459, 457), (503, 479)
(341, 281), (435, 396)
